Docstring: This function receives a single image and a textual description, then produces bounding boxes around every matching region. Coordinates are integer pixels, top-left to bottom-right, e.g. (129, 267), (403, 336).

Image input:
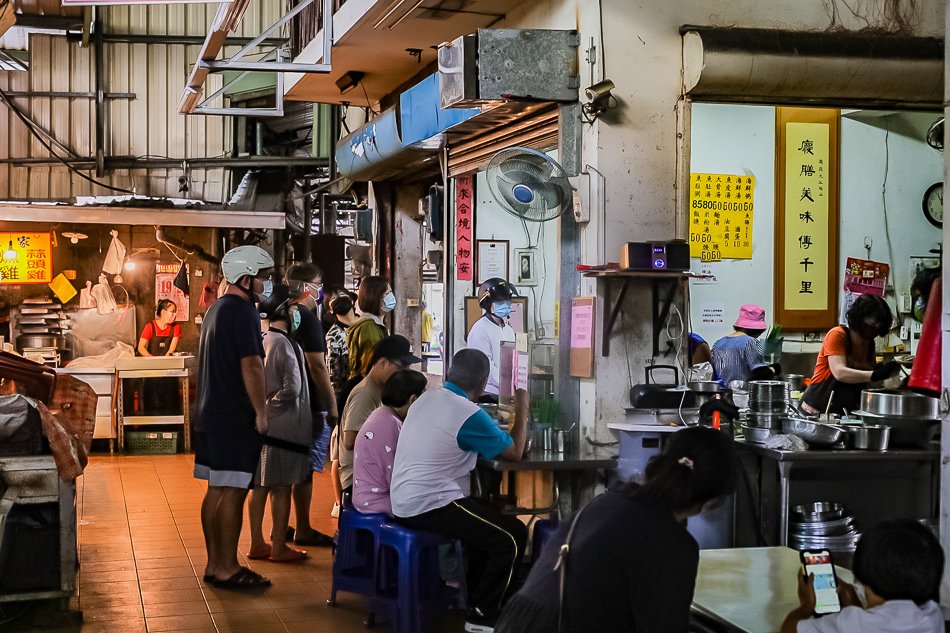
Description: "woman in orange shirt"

(800, 294), (899, 416)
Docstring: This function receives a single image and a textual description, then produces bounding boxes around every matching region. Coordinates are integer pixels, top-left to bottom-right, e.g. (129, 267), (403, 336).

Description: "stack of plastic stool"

(370, 522), (460, 633)
(328, 494), (387, 607)
(531, 519), (560, 562)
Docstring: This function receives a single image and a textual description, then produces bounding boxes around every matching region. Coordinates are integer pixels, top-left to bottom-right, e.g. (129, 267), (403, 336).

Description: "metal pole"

(302, 187), (313, 261)
(94, 11), (106, 178)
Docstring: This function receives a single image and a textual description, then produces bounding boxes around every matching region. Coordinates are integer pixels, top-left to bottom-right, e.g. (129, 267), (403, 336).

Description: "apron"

(145, 321), (174, 356)
(800, 326), (873, 416)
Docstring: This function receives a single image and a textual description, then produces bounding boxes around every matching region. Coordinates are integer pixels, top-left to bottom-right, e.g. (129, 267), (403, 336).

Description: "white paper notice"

(515, 350), (529, 390)
(699, 302), (725, 326)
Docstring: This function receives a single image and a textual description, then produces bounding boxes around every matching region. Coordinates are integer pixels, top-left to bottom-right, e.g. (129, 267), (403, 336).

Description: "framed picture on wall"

(475, 239), (509, 286)
(514, 248), (537, 286)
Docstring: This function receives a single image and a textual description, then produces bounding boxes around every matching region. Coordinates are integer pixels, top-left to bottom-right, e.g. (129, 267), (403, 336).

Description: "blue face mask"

(492, 301), (512, 318)
(382, 292), (397, 312)
(260, 279), (273, 299)
(913, 296), (926, 322)
(291, 308), (302, 332)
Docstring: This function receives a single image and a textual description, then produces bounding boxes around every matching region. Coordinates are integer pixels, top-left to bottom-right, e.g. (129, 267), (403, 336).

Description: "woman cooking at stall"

(800, 294), (900, 416)
(711, 304), (781, 387)
(137, 299), (181, 357)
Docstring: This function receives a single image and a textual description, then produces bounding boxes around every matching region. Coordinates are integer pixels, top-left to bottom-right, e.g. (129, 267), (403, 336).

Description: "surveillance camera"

(585, 79), (615, 102)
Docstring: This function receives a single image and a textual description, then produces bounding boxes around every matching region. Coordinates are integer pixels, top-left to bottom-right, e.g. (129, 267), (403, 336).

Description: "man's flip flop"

(202, 574), (214, 583)
(211, 567), (271, 589)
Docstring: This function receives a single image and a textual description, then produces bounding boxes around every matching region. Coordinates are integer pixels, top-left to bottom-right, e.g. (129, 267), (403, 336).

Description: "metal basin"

(790, 502), (845, 522)
(739, 425), (778, 444)
(860, 389), (939, 420)
(746, 411), (785, 429)
(844, 425), (891, 451)
(852, 410), (938, 447)
(782, 417), (845, 447)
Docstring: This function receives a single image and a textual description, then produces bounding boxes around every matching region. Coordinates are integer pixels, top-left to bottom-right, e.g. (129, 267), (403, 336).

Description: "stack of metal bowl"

(788, 502), (861, 553)
(854, 389), (940, 447)
(740, 381), (791, 443)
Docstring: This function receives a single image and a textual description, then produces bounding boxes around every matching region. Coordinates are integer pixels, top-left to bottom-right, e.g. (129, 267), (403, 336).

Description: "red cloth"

(909, 279), (941, 396)
(140, 320), (182, 340)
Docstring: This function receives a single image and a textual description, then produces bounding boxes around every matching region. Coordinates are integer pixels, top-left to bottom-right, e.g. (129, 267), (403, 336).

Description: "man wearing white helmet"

(194, 244), (275, 589)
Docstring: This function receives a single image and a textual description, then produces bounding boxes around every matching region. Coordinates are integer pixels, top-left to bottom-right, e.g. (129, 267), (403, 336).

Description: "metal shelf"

(121, 415), (185, 426)
(581, 270), (704, 357)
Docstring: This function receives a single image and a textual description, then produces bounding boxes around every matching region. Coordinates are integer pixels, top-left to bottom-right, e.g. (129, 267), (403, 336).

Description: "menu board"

(689, 173), (754, 261)
(0, 232), (53, 284)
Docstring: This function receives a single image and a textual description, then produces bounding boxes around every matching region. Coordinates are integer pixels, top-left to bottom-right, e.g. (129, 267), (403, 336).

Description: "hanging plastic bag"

(79, 281), (96, 309)
(90, 274), (118, 315)
(173, 262), (190, 296)
(102, 229), (127, 276)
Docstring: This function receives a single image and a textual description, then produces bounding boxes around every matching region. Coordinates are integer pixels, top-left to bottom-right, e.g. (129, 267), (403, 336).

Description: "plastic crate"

(125, 431), (178, 455)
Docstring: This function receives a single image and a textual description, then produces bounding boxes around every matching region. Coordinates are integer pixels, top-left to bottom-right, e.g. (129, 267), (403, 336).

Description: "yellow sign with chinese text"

(688, 173), (755, 261)
(783, 123), (830, 311)
(0, 232), (53, 284)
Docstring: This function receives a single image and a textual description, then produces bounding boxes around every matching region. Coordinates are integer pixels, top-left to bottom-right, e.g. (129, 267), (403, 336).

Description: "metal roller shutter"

(447, 105), (559, 177)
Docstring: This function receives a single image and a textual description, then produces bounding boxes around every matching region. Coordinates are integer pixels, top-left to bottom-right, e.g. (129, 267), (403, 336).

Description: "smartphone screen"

(801, 550), (841, 615)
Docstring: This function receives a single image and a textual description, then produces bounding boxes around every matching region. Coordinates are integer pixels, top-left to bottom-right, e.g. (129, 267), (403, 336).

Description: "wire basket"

(125, 431), (178, 455)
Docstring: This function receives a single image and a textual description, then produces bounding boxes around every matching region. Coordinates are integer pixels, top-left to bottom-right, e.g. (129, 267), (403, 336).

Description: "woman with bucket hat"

(711, 304), (781, 388)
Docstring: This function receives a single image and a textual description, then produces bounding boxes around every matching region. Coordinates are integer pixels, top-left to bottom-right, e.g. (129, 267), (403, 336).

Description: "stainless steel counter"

(735, 439), (939, 546)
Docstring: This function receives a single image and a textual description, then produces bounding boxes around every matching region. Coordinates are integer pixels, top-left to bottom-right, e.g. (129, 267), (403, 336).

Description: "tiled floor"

(12, 453), (465, 633)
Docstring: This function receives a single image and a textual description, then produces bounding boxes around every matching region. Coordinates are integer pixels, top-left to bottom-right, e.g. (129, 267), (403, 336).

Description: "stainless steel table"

(478, 447), (617, 516)
(736, 440), (939, 546)
(691, 546), (854, 633)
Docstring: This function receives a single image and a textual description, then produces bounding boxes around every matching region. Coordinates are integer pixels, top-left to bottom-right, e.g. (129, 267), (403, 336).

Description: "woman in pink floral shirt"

(353, 370), (427, 514)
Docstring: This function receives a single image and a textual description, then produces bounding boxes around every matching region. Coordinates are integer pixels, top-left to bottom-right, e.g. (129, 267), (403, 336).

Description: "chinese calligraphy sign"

(689, 173), (755, 261)
(455, 175), (474, 281)
(0, 232), (52, 284)
(776, 108), (839, 330)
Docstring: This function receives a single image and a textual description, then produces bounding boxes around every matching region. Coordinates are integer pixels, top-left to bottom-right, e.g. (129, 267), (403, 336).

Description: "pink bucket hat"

(734, 304), (767, 330)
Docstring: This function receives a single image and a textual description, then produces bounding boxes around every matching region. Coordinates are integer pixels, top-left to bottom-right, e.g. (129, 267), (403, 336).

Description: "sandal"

(292, 531), (335, 547)
(211, 567), (271, 589)
(202, 574), (214, 583)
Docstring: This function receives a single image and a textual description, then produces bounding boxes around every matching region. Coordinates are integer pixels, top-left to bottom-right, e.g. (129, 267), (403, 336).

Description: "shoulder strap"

(554, 501), (593, 633)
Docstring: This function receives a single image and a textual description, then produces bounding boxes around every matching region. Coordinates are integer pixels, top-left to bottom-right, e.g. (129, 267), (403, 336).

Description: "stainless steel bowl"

(740, 425), (778, 444)
(852, 410), (938, 447)
(782, 417), (846, 447)
(782, 374), (805, 392)
(746, 411), (785, 429)
(860, 389), (939, 420)
(844, 424), (891, 451)
(688, 380), (727, 394)
(749, 399), (790, 413)
(790, 502), (846, 522)
(790, 516), (855, 536)
(750, 380), (791, 401)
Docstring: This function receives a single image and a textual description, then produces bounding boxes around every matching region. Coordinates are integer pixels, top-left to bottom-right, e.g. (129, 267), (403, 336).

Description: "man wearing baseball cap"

(338, 335), (421, 496)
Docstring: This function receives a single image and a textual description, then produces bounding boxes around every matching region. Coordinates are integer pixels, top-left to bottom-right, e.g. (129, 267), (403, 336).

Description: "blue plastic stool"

(369, 522), (462, 633)
(531, 519), (560, 562)
(328, 494), (388, 607)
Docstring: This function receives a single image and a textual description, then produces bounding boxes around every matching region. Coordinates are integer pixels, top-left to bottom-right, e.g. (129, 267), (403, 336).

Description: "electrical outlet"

(406, 298), (420, 308)
(912, 321), (923, 334)
(900, 325), (909, 339)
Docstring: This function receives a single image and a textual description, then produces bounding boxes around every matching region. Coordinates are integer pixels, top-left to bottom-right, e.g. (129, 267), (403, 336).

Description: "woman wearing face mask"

(466, 277), (518, 403)
(800, 294), (900, 416)
(247, 284), (312, 562)
(346, 276), (393, 383)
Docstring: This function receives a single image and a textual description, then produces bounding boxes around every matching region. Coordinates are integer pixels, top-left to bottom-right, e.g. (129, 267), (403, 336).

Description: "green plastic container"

(125, 431), (179, 455)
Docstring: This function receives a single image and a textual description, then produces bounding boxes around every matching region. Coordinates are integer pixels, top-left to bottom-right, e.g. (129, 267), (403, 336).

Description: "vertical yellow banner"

(783, 123), (830, 311)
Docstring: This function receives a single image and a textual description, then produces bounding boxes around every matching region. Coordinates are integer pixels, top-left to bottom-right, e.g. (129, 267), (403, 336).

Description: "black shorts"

(193, 426), (263, 489)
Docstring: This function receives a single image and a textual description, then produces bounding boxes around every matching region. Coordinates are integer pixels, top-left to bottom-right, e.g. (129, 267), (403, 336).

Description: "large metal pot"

(860, 389), (939, 420)
(790, 502), (845, 522)
(16, 334), (64, 349)
(782, 417), (846, 447)
(750, 380), (791, 402)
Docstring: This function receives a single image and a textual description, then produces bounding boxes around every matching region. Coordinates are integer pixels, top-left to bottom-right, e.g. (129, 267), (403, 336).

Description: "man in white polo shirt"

(391, 349), (528, 633)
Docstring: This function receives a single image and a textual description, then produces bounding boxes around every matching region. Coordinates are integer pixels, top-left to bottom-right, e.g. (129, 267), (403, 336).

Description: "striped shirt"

(711, 333), (768, 387)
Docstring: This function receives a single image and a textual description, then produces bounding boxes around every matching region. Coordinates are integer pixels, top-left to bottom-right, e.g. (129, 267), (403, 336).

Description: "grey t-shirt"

(338, 377), (382, 489)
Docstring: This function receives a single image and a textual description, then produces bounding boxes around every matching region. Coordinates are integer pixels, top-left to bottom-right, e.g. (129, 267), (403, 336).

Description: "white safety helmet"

(221, 245), (275, 284)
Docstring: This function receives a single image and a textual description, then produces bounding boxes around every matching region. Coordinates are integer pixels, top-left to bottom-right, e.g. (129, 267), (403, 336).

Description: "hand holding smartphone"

(800, 549), (842, 615)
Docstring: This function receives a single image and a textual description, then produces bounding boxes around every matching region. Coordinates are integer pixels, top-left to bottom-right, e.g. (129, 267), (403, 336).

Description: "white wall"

(494, 0), (945, 438)
(688, 104), (943, 351)
(474, 169), (560, 337)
